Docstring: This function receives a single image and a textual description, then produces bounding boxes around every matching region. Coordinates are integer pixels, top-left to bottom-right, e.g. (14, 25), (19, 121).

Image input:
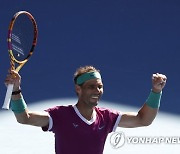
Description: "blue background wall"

(0, 0), (180, 115)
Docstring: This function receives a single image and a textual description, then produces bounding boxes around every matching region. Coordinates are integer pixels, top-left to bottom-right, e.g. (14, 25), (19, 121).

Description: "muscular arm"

(12, 94), (49, 127)
(119, 104), (158, 128)
(5, 70), (49, 128)
(118, 73), (167, 128)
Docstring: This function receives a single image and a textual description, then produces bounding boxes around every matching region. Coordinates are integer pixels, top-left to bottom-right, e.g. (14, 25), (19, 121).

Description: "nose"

(95, 87), (102, 94)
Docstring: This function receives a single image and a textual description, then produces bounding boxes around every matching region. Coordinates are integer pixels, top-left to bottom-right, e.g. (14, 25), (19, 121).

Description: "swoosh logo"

(98, 125), (105, 130)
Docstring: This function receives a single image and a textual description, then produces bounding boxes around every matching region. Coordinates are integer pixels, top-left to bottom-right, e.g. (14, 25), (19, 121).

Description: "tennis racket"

(2, 11), (38, 109)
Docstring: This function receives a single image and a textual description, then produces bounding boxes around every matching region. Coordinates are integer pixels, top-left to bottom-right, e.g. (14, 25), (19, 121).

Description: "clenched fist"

(152, 73), (167, 93)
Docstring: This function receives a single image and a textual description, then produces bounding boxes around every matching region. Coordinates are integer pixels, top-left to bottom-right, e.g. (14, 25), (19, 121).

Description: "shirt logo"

(98, 125), (105, 130)
(73, 123), (79, 128)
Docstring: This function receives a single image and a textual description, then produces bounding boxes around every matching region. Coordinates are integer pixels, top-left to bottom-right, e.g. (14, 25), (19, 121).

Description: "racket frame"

(2, 11), (38, 110)
(7, 11), (38, 72)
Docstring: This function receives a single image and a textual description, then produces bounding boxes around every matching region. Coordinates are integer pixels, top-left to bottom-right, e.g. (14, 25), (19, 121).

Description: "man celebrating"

(5, 65), (167, 154)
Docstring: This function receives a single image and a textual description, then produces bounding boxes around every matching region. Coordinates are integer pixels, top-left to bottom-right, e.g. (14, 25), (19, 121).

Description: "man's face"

(76, 78), (103, 107)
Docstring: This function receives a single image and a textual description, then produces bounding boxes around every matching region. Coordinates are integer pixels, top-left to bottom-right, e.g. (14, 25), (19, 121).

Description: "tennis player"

(5, 66), (167, 154)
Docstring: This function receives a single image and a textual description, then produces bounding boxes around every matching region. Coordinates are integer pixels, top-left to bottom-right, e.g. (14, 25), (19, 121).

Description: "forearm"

(137, 103), (158, 126)
(137, 89), (162, 125)
(119, 90), (161, 128)
(11, 92), (30, 124)
(119, 104), (158, 128)
(6, 70), (49, 127)
(12, 95), (49, 127)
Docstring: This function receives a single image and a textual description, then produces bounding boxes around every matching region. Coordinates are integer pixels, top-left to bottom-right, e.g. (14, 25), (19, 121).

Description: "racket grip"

(2, 84), (14, 110)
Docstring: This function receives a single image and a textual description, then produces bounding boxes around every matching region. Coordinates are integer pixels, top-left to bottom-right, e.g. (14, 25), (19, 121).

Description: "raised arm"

(118, 73), (167, 128)
(5, 70), (49, 128)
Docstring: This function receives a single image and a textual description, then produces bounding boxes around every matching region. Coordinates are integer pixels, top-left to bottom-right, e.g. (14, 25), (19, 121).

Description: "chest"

(54, 111), (109, 144)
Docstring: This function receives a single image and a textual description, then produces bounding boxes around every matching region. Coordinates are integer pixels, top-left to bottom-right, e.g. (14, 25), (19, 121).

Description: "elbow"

(139, 118), (154, 127)
(137, 114), (154, 127)
(137, 110), (157, 127)
(141, 120), (152, 126)
(16, 117), (29, 124)
(14, 112), (30, 125)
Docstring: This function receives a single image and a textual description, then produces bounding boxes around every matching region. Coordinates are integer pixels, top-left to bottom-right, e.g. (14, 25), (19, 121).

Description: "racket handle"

(2, 84), (14, 110)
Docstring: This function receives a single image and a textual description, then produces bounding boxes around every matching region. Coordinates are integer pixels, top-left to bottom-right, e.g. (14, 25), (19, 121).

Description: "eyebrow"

(87, 83), (103, 87)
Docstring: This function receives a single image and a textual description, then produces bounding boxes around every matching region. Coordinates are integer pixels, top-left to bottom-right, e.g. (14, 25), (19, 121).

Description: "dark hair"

(73, 65), (100, 85)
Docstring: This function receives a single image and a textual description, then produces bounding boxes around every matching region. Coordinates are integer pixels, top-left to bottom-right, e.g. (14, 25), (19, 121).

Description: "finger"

(152, 73), (167, 80)
(10, 70), (21, 79)
(152, 73), (159, 79)
(159, 75), (167, 84)
(5, 71), (20, 84)
(4, 78), (14, 85)
(152, 74), (167, 87)
(8, 69), (15, 74)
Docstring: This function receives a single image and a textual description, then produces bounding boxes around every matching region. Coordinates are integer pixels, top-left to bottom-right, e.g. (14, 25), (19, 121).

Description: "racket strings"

(11, 14), (34, 61)
(2, 11), (38, 111)
(11, 34), (24, 56)
(12, 33), (21, 44)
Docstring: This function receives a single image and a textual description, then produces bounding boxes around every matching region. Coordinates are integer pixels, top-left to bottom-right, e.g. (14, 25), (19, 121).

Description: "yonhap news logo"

(110, 131), (180, 148)
(110, 131), (125, 148)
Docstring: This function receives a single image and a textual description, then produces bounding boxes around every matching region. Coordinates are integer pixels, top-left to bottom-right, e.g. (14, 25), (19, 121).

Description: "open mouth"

(91, 95), (99, 99)
(90, 95), (101, 103)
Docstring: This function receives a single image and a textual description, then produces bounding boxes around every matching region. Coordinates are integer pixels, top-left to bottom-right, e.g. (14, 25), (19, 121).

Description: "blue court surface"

(0, 99), (180, 154)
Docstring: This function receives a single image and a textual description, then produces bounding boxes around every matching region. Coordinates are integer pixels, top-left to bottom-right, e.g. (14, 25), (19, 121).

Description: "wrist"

(12, 89), (21, 95)
(10, 97), (27, 113)
(13, 86), (21, 92)
(146, 90), (162, 108)
(11, 88), (22, 100)
(152, 88), (162, 93)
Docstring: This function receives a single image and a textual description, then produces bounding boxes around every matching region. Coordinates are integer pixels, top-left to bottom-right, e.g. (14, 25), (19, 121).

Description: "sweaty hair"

(73, 65), (100, 85)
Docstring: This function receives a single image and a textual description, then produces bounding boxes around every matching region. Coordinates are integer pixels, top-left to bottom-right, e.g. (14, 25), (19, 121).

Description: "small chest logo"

(72, 123), (79, 128)
(98, 125), (105, 130)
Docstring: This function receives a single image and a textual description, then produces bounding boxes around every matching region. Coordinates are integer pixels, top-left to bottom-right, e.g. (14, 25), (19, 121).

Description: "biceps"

(29, 112), (49, 127)
(26, 111), (49, 127)
(118, 104), (158, 128)
(118, 112), (140, 128)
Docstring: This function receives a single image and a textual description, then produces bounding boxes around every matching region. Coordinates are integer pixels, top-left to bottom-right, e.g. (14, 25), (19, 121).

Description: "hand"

(5, 70), (21, 91)
(152, 73), (167, 93)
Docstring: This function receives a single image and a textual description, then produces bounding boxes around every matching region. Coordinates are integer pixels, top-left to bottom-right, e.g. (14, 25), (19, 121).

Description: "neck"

(76, 102), (95, 121)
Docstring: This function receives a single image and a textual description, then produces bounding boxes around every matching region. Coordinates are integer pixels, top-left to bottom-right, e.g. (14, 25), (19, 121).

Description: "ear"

(75, 85), (81, 95)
